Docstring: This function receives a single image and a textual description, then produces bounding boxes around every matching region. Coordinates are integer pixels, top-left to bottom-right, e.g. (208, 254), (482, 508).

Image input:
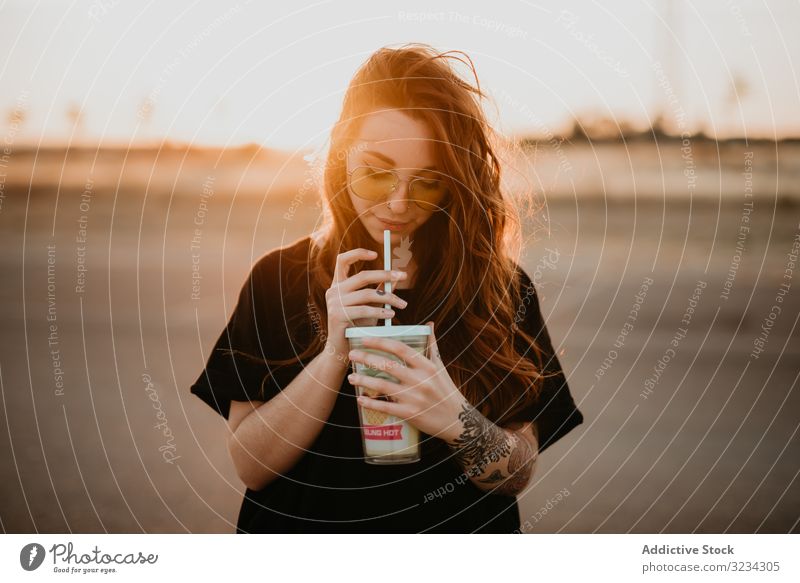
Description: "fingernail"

(400, 299), (408, 307)
(376, 289), (386, 296)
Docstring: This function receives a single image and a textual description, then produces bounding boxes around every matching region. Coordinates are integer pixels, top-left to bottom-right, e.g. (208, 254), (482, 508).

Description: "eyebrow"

(363, 150), (437, 171)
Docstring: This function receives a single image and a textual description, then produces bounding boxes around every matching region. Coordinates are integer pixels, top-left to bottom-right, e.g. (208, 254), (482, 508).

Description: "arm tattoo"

(477, 469), (505, 484)
(493, 432), (537, 496)
(446, 402), (513, 475)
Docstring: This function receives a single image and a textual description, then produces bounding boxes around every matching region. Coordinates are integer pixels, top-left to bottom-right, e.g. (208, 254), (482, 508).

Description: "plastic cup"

(345, 324), (431, 464)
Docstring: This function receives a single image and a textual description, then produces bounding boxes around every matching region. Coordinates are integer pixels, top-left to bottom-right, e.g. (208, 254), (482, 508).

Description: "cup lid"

(345, 325), (431, 338)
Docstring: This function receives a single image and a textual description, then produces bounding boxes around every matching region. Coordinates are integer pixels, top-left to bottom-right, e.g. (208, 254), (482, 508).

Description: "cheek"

(349, 192), (372, 217)
(414, 210), (435, 226)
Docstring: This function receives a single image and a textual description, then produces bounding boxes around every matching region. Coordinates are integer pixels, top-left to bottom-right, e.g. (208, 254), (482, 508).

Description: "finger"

(333, 249), (378, 284)
(348, 348), (413, 384)
(348, 371), (403, 399)
(359, 337), (425, 369)
(356, 394), (406, 419)
(349, 288), (408, 310)
(426, 321), (442, 365)
(340, 269), (407, 293)
(346, 305), (395, 320)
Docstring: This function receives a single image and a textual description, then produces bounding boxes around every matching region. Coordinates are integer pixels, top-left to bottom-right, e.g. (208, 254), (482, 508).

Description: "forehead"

(352, 109), (437, 168)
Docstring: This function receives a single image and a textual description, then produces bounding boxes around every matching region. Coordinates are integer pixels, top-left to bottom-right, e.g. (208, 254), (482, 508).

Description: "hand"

(347, 321), (469, 441)
(324, 248), (408, 363)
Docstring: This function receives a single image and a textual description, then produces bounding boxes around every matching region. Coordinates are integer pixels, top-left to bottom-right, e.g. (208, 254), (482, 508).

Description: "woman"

(190, 44), (583, 533)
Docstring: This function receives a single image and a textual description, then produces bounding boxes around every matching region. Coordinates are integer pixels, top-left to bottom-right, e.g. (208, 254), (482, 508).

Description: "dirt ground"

(1, 143), (798, 533)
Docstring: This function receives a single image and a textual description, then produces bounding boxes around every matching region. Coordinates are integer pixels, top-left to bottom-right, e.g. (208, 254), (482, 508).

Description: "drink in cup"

(346, 324), (430, 464)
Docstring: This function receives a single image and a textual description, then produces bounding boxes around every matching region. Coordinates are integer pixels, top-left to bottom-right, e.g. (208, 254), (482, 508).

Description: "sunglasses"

(346, 165), (450, 211)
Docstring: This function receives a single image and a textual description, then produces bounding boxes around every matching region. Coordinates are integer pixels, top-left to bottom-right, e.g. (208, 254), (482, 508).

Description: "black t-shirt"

(190, 235), (583, 533)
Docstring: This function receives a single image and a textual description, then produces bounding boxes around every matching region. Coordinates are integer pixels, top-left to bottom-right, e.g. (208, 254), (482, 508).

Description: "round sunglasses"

(346, 165), (450, 211)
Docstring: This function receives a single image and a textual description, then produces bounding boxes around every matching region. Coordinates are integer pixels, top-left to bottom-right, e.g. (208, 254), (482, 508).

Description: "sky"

(1, 0), (798, 151)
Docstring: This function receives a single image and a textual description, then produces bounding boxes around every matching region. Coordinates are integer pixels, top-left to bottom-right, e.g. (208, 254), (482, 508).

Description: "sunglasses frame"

(346, 164), (450, 211)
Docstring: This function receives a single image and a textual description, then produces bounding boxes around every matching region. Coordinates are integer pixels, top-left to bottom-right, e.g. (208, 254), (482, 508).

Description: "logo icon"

(20, 543), (46, 571)
(392, 235), (413, 269)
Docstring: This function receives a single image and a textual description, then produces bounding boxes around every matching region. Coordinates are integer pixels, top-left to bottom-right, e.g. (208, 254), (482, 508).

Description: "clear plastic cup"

(345, 324), (431, 464)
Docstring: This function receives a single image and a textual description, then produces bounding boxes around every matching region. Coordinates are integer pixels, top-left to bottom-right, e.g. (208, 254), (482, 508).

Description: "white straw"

(383, 229), (392, 327)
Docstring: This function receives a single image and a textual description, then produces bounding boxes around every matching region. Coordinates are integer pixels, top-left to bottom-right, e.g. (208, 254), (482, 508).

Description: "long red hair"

(264, 44), (557, 425)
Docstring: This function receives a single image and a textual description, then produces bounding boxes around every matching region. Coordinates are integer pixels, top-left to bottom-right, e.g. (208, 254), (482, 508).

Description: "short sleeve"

(189, 255), (304, 419)
(509, 267), (584, 453)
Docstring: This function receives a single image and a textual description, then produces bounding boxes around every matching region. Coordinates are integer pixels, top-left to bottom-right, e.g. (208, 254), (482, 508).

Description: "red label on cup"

(363, 424), (404, 440)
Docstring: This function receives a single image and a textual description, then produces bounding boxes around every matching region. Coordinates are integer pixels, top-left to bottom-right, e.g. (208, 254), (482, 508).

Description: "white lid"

(345, 325), (431, 338)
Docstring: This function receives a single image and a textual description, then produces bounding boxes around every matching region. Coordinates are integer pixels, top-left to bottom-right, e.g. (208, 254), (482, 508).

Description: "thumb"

(426, 321), (441, 364)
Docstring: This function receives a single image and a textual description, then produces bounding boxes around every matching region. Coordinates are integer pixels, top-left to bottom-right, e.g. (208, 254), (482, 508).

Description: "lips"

(376, 217), (410, 228)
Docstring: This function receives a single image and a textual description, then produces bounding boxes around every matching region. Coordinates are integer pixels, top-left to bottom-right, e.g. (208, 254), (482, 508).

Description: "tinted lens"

(350, 167), (397, 201)
(410, 178), (448, 211)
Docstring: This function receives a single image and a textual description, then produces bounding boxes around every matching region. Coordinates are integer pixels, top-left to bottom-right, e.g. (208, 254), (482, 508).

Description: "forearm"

(229, 347), (349, 490)
(444, 402), (538, 496)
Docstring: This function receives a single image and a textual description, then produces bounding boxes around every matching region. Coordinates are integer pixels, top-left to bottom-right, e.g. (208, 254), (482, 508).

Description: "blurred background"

(1, 0), (798, 533)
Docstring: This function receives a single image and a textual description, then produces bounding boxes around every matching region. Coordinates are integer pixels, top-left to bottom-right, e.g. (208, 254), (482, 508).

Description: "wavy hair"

(260, 44), (559, 425)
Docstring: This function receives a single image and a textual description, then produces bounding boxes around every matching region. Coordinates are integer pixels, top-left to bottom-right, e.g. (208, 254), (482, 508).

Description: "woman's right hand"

(325, 248), (408, 362)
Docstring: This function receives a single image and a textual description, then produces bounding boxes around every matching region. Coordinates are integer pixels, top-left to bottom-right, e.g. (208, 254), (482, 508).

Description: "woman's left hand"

(348, 321), (468, 441)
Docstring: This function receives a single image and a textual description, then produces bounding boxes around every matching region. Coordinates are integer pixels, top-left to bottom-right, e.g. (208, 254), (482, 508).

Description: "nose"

(386, 179), (410, 215)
